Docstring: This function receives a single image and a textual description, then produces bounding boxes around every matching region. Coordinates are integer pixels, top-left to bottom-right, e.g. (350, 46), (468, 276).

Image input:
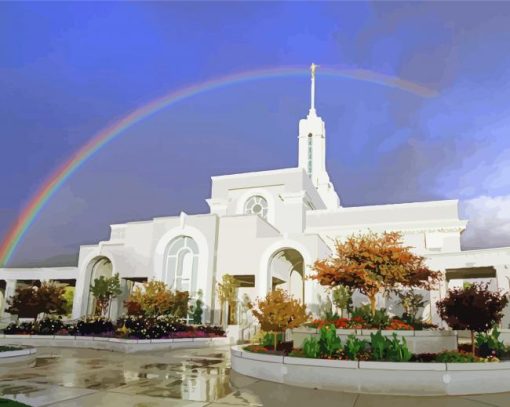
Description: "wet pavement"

(0, 346), (509, 406)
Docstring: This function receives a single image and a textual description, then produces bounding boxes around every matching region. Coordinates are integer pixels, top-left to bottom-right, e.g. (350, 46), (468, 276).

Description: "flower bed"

(245, 344), (498, 363)
(306, 315), (435, 331)
(292, 326), (457, 354)
(3, 316), (225, 340)
(261, 325), (508, 362)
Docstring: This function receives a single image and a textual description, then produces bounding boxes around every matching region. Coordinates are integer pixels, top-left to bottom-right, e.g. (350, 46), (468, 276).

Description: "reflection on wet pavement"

(1, 346), (510, 406)
(0, 346), (233, 405)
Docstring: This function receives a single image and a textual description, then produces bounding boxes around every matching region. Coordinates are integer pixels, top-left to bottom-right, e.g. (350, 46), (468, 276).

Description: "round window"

(244, 195), (268, 219)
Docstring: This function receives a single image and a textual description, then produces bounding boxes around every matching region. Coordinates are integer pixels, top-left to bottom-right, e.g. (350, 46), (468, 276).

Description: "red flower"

(334, 318), (349, 329)
(386, 319), (413, 331)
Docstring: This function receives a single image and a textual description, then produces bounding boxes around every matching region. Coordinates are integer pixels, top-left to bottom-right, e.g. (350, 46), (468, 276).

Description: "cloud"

(461, 195), (510, 249)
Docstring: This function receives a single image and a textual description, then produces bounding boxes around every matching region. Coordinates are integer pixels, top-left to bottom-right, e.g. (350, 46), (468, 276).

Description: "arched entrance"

(268, 249), (305, 303)
(86, 256), (113, 316)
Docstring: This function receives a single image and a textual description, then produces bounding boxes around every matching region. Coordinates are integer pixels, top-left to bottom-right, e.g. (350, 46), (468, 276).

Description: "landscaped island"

(234, 283), (510, 395)
(243, 232), (509, 362)
(2, 279), (225, 342)
(231, 233), (510, 395)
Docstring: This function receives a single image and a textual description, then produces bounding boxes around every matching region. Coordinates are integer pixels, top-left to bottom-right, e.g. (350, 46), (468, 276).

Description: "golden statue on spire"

(310, 62), (319, 78)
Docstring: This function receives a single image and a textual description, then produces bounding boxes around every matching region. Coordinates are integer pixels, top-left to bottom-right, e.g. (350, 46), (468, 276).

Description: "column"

(2, 280), (17, 320)
(495, 265), (510, 328)
(109, 278), (130, 321)
(429, 271), (447, 327)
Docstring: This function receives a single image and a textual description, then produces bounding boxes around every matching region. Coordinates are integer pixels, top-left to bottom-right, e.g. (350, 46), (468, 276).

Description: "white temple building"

(2, 65), (510, 329)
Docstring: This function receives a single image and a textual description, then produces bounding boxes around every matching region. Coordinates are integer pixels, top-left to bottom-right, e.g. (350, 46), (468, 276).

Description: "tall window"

(307, 134), (313, 175)
(164, 236), (199, 294)
(244, 195), (268, 219)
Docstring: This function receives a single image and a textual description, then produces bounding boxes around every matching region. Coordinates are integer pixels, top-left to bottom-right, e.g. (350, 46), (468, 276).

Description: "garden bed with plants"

(233, 232), (510, 395)
(3, 316), (225, 340)
(247, 325), (509, 363)
(1, 316), (228, 352)
(231, 343), (510, 396)
(290, 305), (457, 353)
(3, 279), (225, 344)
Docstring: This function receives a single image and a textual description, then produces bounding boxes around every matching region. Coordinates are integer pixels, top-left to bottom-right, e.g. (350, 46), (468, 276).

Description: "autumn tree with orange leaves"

(312, 231), (441, 316)
(249, 289), (309, 350)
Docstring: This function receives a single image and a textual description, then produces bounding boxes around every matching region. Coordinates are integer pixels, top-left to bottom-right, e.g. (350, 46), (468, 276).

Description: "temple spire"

(310, 63), (318, 116)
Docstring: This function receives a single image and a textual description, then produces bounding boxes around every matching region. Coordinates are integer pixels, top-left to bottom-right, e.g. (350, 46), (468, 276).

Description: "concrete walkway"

(0, 346), (509, 406)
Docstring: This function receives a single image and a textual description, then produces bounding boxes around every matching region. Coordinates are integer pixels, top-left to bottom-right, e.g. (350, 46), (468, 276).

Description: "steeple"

(309, 63), (318, 116)
(298, 64), (340, 209)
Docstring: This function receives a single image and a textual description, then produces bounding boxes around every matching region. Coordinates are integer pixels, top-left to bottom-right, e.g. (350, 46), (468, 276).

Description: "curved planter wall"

(0, 347), (37, 367)
(231, 345), (510, 396)
(292, 328), (457, 354)
(0, 335), (229, 353)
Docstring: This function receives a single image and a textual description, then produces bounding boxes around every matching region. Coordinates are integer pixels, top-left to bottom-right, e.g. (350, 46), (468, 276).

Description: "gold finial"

(310, 63), (319, 78)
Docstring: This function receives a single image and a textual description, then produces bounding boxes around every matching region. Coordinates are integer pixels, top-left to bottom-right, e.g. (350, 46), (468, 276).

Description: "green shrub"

(351, 306), (390, 329)
(344, 334), (367, 360)
(368, 331), (412, 362)
(318, 324), (341, 357)
(385, 333), (412, 362)
(261, 332), (283, 348)
(350, 305), (372, 321)
(476, 327), (506, 357)
(303, 336), (320, 358)
(190, 290), (204, 324)
(435, 351), (478, 363)
(369, 331), (387, 361)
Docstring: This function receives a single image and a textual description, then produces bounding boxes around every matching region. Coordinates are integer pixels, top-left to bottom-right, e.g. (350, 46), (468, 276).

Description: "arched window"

(164, 236), (199, 293)
(244, 195), (268, 219)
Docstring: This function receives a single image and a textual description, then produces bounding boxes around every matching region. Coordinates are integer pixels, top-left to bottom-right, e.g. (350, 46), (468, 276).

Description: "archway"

(268, 248), (305, 303)
(86, 256), (113, 316)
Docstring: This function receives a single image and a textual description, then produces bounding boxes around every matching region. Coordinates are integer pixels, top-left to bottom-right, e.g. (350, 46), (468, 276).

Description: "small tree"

(312, 231), (441, 315)
(217, 274), (240, 325)
(398, 290), (425, 322)
(37, 282), (68, 317)
(172, 290), (190, 319)
(6, 285), (41, 320)
(332, 285), (353, 317)
(127, 280), (172, 316)
(6, 282), (66, 321)
(124, 280), (189, 319)
(190, 289), (204, 324)
(62, 286), (75, 316)
(249, 289), (309, 350)
(90, 274), (122, 317)
(437, 283), (508, 355)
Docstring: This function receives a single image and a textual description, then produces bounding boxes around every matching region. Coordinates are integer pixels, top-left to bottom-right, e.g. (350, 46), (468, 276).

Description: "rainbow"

(0, 66), (437, 267)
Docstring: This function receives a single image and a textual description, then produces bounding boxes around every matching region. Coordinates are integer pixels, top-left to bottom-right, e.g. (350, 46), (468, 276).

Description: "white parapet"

(0, 336), (229, 353)
(231, 345), (510, 396)
(0, 347), (37, 368)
